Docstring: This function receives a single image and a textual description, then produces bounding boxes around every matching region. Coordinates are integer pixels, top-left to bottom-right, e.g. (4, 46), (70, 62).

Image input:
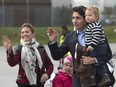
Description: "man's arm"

(48, 42), (67, 60)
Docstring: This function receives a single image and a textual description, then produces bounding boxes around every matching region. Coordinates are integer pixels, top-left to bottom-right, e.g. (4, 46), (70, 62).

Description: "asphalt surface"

(0, 43), (116, 87)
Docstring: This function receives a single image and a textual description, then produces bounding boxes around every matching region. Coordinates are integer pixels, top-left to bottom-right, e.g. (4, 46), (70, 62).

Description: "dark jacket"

(7, 45), (53, 87)
(48, 31), (113, 87)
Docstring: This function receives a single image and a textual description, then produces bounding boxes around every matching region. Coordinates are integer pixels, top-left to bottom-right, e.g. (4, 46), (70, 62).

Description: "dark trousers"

(18, 84), (37, 87)
(91, 43), (107, 77)
(72, 72), (81, 87)
(92, 64), (107, 77)
(91, 43), (107, 56)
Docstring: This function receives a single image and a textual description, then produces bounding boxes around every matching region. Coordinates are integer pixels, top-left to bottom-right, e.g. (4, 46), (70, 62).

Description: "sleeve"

(52, 75), (63, 87)
(48, 34), (70, 60)
(40, 46), (54, 78)
(89, 23), (102, 48)
(7, 46), (21, 66)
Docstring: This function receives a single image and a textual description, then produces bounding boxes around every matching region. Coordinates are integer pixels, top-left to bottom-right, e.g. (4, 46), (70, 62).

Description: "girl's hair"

(86, 5), (100, 19)
(19, 23), (35, 34)
(72, 5), (86, 19)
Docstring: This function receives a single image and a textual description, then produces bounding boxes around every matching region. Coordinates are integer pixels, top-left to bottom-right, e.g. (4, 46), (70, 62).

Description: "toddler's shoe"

(81, 75), (96, 87)
(98, 73), (111, 87)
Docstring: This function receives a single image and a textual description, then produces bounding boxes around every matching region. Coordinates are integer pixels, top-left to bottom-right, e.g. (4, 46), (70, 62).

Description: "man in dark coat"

(47, 6), (115, 87)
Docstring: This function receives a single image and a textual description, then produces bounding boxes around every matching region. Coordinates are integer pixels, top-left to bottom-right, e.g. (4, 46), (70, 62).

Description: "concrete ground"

(0, 43), (116, 87)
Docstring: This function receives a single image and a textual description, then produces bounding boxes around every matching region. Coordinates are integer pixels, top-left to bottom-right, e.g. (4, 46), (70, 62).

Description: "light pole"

(2, 0), (5, 27)
(26, 0), (30, 23)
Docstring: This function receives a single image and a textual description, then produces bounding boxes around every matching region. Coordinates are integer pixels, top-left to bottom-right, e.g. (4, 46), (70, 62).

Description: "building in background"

(73, 0), (116, 11)
(0, 0), (72, 27)
(0, 0), (51, 27)
(0, 0), (115, 27)
(72, 0), (116, 25)
(51, 0), (72, 26)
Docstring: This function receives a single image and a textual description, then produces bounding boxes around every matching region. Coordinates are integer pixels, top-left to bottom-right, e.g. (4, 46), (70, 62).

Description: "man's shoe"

(98, 73), (111, 87)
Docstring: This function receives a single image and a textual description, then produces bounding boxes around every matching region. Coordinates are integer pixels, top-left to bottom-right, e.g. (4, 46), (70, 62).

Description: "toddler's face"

(85, 10), (98, 23)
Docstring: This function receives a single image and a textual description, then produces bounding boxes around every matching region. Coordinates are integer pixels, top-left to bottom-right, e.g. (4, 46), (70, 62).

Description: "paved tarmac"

(0, 43), (116, 87)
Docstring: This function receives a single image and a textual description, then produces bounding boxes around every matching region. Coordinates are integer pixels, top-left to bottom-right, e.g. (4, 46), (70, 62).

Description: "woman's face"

(72, 12), (87, 31)
(20, 27), (34, 42)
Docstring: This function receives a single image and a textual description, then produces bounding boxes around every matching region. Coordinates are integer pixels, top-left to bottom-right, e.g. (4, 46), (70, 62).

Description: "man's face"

(72, 12), (87, 31)
(60, 28), (67, 36)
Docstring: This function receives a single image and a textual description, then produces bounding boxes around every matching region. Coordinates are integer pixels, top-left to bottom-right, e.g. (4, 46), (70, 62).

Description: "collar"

(76, 29), (85, 34)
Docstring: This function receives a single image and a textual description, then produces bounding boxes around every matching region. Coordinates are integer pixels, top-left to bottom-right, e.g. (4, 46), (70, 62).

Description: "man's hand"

(47, 27), (58, 43)
(81, 56), (96, 65)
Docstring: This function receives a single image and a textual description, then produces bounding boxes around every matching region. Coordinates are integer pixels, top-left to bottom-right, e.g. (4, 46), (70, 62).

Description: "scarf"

(20, 38), (43, 85)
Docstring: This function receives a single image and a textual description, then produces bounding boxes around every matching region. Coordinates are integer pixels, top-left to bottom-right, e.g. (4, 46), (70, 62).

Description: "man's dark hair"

(72, 6), (86, 19)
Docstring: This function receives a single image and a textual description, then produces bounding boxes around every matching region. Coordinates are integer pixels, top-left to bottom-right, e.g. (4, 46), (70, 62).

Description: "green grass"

(103, 25), (116, 43)
(0, 25), (116, 46)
